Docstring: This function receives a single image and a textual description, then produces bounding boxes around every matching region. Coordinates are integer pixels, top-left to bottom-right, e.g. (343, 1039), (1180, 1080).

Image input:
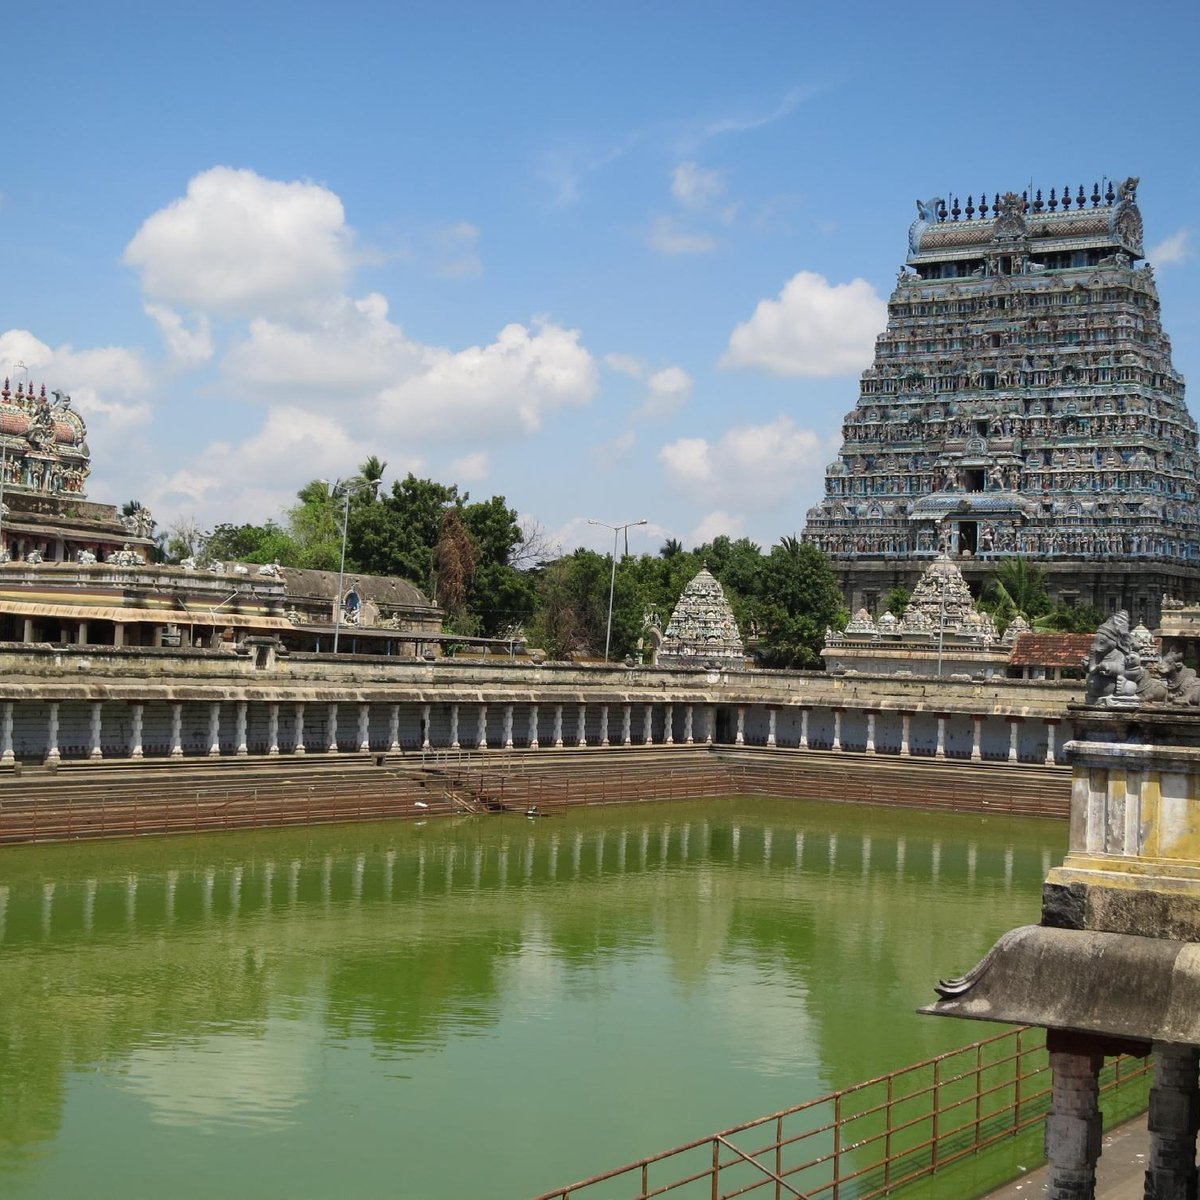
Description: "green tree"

(981, 558), (1053, 632)
(882, 586), (911, 618)
(755, 539), (846, 669)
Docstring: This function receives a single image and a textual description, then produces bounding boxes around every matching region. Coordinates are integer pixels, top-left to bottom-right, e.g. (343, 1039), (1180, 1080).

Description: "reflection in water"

(0, 798), (1064, 1200)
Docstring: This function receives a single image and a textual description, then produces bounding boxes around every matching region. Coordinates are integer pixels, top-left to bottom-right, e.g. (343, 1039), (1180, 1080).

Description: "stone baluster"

(170, 702), (183, 758)
(529, 704), (540, 749)
(208, 702), (221, 757)
(449, 703), (460, 750)
(503, 704), (514, 750)
(293, 703), (306, 755)
(643, 705), (654, 745)
(553, 704), (563, 748)
(935, 715), (947, 760)
(832, 709), (842, 753)
(900, 712), (911, 757)
(684, 705), (694, 745)
(576, 704), (587, 748)
(767, 707), (777, 748)
(600, 704), (609, 747)
(621, 703), (632, 746)
(89, 700), (103, 759)
(1045, 719), (1058, 767)
(235, 701), (248, 756)
(971, 715), (983, 762)
(357, 703), (370, 753)
(326, 703), (339, 754)
(45, 700), (60, 764)
(736, 706), (746, 746)
(865, 711), (875, 755)
(477, 704), (488, 750)
(1144, 1043), (1200, 1200)
(267, 703), (279, 756)
(664, 704), (674, 746)
(131, 702), (145, 759)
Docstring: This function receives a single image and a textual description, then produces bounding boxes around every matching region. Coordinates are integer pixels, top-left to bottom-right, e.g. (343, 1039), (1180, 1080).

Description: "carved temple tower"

(804, 179), (1199, 627)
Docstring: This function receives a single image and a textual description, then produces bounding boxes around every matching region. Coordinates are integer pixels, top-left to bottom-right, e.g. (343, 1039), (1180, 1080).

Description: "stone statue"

(25, 548), (43, 564)
(1085, 610), (1151, 706)
(76, 549), (96, 564)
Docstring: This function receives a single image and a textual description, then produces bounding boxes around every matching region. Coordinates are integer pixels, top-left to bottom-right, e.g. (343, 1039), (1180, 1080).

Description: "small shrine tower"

(658, 569), (745, 669)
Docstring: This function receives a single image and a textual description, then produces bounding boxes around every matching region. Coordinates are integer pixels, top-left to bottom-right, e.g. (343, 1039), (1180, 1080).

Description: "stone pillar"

(935, 715), (947, 760)
(553, 704), (563, 748)
(705, 706), (715, 746)
(684, 705), (694, 745)
(449, 703), (460, 750)
(45, 700), (60, 764)
(1144, 1043), (1200, 1200)
(865, 711), (876, 755)
(236, 701), (248, 756)
(799, 708), (809, 750)
(395, 704), (406, 753)
(621, 703), (632, 746)
(477, 704), (488, 750)
(293, 703), (306, 755)
(832, 709), (842, 753)
(529, 704), (540, 749)
(600, 705), (609, 747)
(1045, 720), (1059, 767)
(736, 706), (745, 746)
(267, 703), (279, 756)
(1, 701), (13, 764)
(21, 617), (34, 643)
(77, 620), (88, 646)
(503, 704), (514, 750)
(1008, 717), (1021, 764)
(576, 704), (587, 748)
(327, 703), (339, 754)
(112, 622), (124, 649)
(89, 701), (103, 759)
(971, 715), (983, 762)
(352, 703), (366, 752)
(664, 704), (674, 746)
(767, 708), (777, 748)
(643, 705), (654, 745)
(208, 702), (221, 757)
(131, 702), (145, 760)
(1044, 1045), (1103, 1200)
(900, 712), (911, 757)
(170, 702), (183, 758)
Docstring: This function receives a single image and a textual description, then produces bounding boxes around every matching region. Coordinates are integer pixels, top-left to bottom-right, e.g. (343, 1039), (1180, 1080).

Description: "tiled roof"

(1008, 632), (1096, 668)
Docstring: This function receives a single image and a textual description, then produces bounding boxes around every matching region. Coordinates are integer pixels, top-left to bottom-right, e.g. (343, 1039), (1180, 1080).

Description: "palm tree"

(983, 558), (1051, 625)
(659, 538), (683, 559)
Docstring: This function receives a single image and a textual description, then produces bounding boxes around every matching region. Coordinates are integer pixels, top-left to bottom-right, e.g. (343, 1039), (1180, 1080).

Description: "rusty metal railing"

(531, 1026), (1152, 1200)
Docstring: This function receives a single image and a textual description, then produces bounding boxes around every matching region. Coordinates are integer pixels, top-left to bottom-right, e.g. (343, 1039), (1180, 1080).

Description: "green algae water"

(0, 797), (1064, 1199)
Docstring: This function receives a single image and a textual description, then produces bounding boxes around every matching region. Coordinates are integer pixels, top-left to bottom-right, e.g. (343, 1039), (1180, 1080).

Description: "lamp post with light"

(328, 476), (381, 655)
(587, 517), (648, 662)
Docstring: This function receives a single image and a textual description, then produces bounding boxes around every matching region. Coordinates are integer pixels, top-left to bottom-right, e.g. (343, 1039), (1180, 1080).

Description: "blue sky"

(2, 1), (1198, 555)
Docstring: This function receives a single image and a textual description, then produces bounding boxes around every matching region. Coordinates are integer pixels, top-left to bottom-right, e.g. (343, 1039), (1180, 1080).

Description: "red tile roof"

(1008, 632), (1096, 669)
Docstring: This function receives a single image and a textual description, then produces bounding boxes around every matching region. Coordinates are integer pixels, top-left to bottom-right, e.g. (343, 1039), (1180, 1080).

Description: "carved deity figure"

(1085, 610), (1154, 705)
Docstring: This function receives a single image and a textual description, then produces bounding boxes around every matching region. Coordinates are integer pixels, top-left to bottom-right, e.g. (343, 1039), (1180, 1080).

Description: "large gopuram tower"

(804, 178), (1199, 627)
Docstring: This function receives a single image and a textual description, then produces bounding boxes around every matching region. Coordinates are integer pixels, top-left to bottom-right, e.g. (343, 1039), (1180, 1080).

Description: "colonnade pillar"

(1044, 1042), (1104, 1200)
(356, 703), (370, 753)
(529, 704), (540, 749)
(664, 704), (674, 746)
(45, 701), (60, 764)
(735, 706), (745, 746)
(643, 705), (653, 745)
(831, 709), (842, 753)
(1045, 720), (1059, 767)
(208, 702), (221, 757)
(449, 703), (460, 750)
(89, 701), (103, 759)
(600, 705), (609, 747)
(131, 702), (145, 759)
(971, 716), (983, 762)
(170, 702), (183, 758)
(267, 703), (279, 756)
(799, 707), (809, 750)
(865, 711), (875, 755)
(935, 715), (946, 760)
(1144, 1043), (1200, 1200)
(293, 703), (306, 755)
(1008, 717), (1021, 764)
(399, 704), (409, 753)
(553, 704), (563, 748)
(236, 701), (248, 756)
(621, 703), (631, 746)
(477, 704), (488, 750)
(900, 712), (911, 757)
(1, 701), (14, 765)
(684, 705), (693, 745)
(576, 704), (587, 748)
(326, 703), (339, 754)
(705, 706), (715, 745)
(767, 708), (777, 749)
(503, 704), (514, 750)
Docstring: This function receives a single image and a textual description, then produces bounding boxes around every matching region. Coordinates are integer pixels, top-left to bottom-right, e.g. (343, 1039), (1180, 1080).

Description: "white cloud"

(124, 166), (354, 317)
(1150, 229), (1192, 267)
(144, 304), (214, 366)
(689, 510), (745, 545)
(671, 161), (725, 207)
(552, 516), (667, 555)
(433, 221), (483, 279)
(592, 429), (636, 469)
(604, 352), (645, 378)
(720, 271), (885, 377)
(648, 216), (716, 255)
(659, 416), (825, 511)
(636, 365), (693, 420)
(450, 450), (489, 481)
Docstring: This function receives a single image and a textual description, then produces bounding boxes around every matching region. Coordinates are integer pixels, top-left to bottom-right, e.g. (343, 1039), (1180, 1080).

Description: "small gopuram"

(923, 609), (1200, 1199)
(657, 568), (745, 668)
(822, 554), (1010, 677)
(804, 178), (1199, 628)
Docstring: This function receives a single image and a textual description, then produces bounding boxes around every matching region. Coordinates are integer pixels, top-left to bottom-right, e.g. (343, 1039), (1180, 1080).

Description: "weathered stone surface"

(1042, 882), (1088, 930)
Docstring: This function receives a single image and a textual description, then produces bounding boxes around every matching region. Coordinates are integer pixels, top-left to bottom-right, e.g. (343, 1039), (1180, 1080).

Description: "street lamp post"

(587, 517), (647, 662)
(330, 476), (380, 655)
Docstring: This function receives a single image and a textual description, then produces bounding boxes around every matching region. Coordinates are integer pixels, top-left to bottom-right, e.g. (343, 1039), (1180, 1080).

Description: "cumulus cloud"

(636, 365), (693, 420)
(720, 271), (885, 377)
(672, 161), (725, 207)
(648, 216), (716, 255)
(659, 416), (825, 510)
(604, 352), (645, 378)
(689, 510), (745, 545)
(144, 304), (214, 366)
(1150, 229), (1192, 267)
(124, 166), (354, 317)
